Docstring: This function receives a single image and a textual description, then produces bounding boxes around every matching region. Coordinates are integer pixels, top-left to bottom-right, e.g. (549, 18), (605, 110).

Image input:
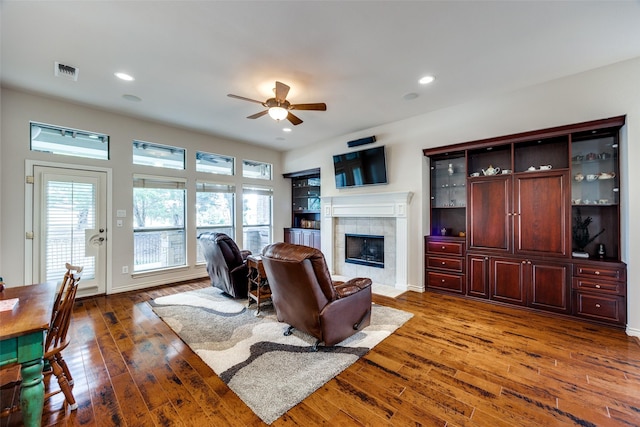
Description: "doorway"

(29, 164), (109, 296)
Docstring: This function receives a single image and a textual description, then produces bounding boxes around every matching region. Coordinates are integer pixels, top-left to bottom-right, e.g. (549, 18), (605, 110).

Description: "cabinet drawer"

(573, 292), (625, 325)
(427, 241), (464, 256)
(572, 278), (622, 295)
(427, 256), (464, 272)
(573, 265), (624, 281)
(426, 271), (465, 294)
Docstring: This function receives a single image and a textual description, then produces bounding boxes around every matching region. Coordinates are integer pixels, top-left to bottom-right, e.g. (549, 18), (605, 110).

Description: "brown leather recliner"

(261, 242), (372, 350)
(198, 232), (251, 298)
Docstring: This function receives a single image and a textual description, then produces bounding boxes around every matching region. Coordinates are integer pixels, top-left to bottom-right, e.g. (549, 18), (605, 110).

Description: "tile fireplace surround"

(322, 192), (413, 291)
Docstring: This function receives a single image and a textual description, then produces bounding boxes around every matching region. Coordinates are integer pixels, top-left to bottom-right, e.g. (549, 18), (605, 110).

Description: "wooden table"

(246, 255), (271, 315)
(1, 281), (57, 427)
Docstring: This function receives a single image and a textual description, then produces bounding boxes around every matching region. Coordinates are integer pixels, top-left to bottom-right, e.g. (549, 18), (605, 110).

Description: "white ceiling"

(3, 1), (640, 151)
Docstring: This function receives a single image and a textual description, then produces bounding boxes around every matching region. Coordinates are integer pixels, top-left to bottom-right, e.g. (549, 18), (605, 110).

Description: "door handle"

(99, 228), (105, 233)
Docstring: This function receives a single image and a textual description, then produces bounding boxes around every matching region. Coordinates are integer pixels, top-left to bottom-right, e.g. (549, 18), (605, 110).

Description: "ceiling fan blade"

(274, 81), (290, 102)
(287, 112), (303, 126)
(228, 94), (266, 105)
(290, 103), (327, 111)
(247, 110), (269, 119)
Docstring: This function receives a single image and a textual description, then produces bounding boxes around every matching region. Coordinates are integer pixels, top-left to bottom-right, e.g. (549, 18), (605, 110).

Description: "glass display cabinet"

(429, 154), (466, 236)
(571, 128), (620, 260)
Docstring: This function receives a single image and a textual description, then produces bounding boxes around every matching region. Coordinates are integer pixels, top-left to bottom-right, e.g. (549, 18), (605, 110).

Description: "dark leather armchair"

(261, 242), (372, 350)
(198, 232), (251, 298)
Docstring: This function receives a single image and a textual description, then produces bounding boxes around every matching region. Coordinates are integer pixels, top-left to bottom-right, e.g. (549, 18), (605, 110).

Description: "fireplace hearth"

(345, 234), (384, 268)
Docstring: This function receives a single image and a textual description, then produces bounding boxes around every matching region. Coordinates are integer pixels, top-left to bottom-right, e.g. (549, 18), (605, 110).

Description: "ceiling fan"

(227, 81), (326, 125)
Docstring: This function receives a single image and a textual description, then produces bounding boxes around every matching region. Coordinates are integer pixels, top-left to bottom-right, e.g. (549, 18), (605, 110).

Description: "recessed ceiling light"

(403, 92), (419, 100)
(115, 72), (135, 81)
(122, 94), (142, 102)
(419, 75), (435, 85)
(283, 128), (292, 132)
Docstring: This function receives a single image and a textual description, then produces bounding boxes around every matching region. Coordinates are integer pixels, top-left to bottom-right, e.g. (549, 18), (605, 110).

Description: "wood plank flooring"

(2, 279), (639, 426)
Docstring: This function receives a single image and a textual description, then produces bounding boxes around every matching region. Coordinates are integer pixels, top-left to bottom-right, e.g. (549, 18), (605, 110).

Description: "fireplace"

(345, 234), (384, 268)
(322, 191), (414, 290)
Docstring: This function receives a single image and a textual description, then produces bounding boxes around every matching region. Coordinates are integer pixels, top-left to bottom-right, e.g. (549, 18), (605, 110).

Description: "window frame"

(30, 121), (110, 160)
(132, 175), (187, 272)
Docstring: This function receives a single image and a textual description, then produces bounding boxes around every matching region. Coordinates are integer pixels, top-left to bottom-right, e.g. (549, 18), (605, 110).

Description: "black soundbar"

(347, 135), (376, 147)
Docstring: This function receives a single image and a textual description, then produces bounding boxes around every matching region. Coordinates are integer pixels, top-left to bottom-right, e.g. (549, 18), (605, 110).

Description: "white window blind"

(44, 180), (96, 281)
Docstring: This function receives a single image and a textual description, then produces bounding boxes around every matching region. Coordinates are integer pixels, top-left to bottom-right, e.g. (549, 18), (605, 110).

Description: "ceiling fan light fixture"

(268, 106), (288, 121)
(419, 75), (435, 85)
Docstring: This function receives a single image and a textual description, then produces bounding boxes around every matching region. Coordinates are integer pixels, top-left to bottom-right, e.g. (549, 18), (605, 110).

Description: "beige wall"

(283, 57), (640, 336)
(0, 88), (290, 294)
(2, 57), (639, 334)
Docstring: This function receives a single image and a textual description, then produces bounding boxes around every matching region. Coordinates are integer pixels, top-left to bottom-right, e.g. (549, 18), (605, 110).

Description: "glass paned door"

(34, 166), (107, 295)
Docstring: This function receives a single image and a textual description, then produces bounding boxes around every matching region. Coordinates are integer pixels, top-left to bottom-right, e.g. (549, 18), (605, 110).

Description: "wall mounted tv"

(333, 145), (388, 188)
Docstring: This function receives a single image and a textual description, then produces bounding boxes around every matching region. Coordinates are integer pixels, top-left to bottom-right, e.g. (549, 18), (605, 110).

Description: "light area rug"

(150, 287), (412, 424)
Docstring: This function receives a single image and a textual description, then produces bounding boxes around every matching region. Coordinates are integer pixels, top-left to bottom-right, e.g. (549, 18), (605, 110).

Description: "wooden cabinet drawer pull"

(441, 279), (446, 283)
(595, 304), (601, 308)
(442, 261), (446, 265)
(595, 284), (601, 288)
(595, 271), (600, 275)
(441, 246), (446, 250)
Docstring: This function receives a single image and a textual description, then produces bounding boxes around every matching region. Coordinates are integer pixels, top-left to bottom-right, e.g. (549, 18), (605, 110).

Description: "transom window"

(196, 151), (234, 175)
(242, 159), (272, 180)
(133, 140), (185, 170)
(30, 122), (109, 160)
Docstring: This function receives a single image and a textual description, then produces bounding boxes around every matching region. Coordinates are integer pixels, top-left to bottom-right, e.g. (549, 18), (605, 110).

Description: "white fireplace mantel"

(322, 191), (413, 290)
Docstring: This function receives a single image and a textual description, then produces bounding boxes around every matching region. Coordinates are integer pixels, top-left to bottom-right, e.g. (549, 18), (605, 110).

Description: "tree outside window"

(196, 182), (235, 262)
(242, 185), (273, 254)
(133, 176), (186, 271)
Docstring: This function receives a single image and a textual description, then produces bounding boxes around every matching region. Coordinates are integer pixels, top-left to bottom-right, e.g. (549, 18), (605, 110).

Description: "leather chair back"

(262, 242), (372, 347)
(198, 232), (250, 298)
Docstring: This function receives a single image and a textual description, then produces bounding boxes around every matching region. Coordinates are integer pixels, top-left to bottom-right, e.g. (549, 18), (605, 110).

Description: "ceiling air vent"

(54, 62), (79, 81)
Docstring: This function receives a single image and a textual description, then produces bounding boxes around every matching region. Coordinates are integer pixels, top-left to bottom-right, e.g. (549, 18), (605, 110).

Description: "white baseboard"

(626, 325), (640, 338)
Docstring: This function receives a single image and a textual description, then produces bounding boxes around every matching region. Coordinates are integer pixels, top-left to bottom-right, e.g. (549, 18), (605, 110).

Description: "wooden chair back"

(46, 264), (82, 352)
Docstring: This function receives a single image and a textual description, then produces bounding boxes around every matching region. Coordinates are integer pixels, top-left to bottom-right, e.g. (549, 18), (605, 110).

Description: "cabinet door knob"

(441, 246), (446, 249)
(595, 271), (600, 275)
(441, 279), (446, 283)
(522, 260), (526, 264)
(595, 284), (601, 288)
(595, 304), (601, 308)
(442, 261), (446, 265)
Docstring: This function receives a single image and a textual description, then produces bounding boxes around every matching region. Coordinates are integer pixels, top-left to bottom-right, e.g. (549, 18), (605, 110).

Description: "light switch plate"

(116, 209), (126, 217)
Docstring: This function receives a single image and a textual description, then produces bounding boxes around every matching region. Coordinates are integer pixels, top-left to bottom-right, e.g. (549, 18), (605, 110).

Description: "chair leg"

(284, 325), (295, 336)
(47, 358), (78, 410)
(311, 340), (321, 352)
(56, 354), (74, 386)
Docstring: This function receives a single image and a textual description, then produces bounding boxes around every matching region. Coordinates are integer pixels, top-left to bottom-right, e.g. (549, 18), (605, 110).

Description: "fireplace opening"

(345, 234), (384, 268)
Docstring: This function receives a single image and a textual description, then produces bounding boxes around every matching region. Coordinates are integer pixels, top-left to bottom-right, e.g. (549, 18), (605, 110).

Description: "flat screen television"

(333, 145), (388, 188)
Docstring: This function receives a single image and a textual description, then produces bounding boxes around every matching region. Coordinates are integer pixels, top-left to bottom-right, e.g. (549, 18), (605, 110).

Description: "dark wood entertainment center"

(423, 116), (627, 327)
(283, 168), (321, 250)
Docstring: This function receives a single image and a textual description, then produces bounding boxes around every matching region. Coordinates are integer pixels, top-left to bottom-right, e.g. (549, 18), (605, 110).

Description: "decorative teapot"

(482, 165), (501, 176)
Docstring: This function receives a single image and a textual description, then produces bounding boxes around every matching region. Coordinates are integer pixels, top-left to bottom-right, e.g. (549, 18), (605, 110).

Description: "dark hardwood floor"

(2, 279), (640, 426)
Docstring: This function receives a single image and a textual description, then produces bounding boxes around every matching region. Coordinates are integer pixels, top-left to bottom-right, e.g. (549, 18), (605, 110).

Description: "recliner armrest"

(334, 277), (372, 298)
